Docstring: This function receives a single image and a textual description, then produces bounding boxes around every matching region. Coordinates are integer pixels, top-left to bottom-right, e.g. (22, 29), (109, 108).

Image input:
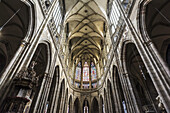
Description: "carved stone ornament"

(156, 95), (166, 111)
(14, 61), (39, 88)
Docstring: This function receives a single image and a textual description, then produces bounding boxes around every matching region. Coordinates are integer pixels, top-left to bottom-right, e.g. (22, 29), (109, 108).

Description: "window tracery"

(83, 62), (89, 82)
(75, 62), (81, 81)
(74, 61), (98, 89)
(91, 62), (97, 81)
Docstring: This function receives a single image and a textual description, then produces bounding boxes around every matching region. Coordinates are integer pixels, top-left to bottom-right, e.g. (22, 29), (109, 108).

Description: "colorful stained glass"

(83, 84), (89, 89)
(83, 62), (89, 81)
(92, 83), (97, 88)
(71, 79), (73, 85)
(75, 82), (80, 88)
(75, 62), (81, 81)
(91, 62), (97, 81)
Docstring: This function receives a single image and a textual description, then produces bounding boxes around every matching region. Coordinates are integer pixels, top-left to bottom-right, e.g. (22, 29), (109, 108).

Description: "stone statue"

(16, 61), (39, 86)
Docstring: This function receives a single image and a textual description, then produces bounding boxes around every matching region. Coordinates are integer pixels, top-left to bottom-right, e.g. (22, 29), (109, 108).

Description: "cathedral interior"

(0, 0), (170, 113)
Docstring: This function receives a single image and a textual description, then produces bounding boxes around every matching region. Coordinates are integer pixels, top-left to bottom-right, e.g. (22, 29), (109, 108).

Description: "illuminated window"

(75, 62), (81, 81)
(52, 1), (63, 34)
(109, 1), (121, 35)
(83, 62), (89, 81)
(83, 84), (89, 89)
(75, 82), (80, 88)
(91, 62), (97, 81)
(92, 83), (97, 88)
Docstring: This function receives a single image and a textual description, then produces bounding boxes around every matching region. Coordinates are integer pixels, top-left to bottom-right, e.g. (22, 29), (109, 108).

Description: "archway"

(0, 0), (34, 75)
(83, 98), (89, 113)
(113, 66), (127, 113)
(100, 96), (104, 113)
(63, 88), (68, 113)
(124, 43), (160, 112)
(91, 97), (99, 113)
(56, 80), (65, 113)
(47, 66), (60, 112)
(104, 89), (108, 113)
(29, 43), (50, 112)
(140, 0), (170, 67)
(107, 79), (116, 113)
(73, 98), (80, 113)
(68, 96), (73, 113)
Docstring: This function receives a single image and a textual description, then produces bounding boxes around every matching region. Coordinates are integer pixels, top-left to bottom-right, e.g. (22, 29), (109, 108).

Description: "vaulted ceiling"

(65, 0), (108, 65)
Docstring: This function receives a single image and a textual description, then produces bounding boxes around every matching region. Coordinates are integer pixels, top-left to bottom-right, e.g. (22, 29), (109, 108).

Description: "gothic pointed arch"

(113, 65), (127, 113)
(47, 65), (60, 112)
(28, 42), (51, 113)
(65, 0), (111, 89)
(123, 43), (161, 112)
(83, 98), (89, 113)
(73, 98), (80, 113)
(63, 88), (69, 113)
(107, 79), (116, 113)
(100, 96), (104, 113)
(104, 88), (108, 113)
(91, 97), (99, 113)
(68, 95), (73, 113)
(0, 0), (35, 75)
(139, 0), (170, 68)
(56, 79), (65, 113)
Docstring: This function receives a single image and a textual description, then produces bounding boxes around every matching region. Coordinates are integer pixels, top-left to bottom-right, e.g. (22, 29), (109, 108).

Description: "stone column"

(53, 77), (65, 113)
(115, 0), (170, 111)
(111, 80), (122, 113)
(73, 62), (76, 85)
(49, 65), (59, 113)
(33, 73), (50, 113)
(59, 90), (66, 113)
(80, 99), (83, 113)
(70, 99), (73, 113)
(38, 74), (52, 113)
(107, 88), (113, 113)
(104, 96), (109, 113)
(88, 100), (91, 113)
(115, 53), (139, 113)
(123, 73), (140, 112)
(89, 62), (92, 89)
(81, 62), (84, 88)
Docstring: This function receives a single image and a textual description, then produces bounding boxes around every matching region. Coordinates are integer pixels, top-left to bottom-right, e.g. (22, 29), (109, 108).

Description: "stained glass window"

(91, 62), (97, 81)
(75, 82), (80, 88)
(83, 62), (89, 81)
(83, 84), (89, 89)
(53, 1), (63, 34)
(75, 62), (81, 81)
(92, 83), (97, 88)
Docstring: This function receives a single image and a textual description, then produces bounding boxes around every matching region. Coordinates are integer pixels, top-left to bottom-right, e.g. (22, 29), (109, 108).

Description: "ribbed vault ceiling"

(65, 0), (108, 65)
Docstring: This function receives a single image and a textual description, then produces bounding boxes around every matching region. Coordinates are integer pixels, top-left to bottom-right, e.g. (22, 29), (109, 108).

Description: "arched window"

(83, 99), (89, 113)
(75, 62), (81, 81)
(92, 83), (97, 88)
(109, 1), (121, 35)
(75, 82), (80, 88)
(83, 62), (89, 81)
(51, 0), (63, 35)
(74, 61), (98, 88)
(91, 62), (97, 81)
